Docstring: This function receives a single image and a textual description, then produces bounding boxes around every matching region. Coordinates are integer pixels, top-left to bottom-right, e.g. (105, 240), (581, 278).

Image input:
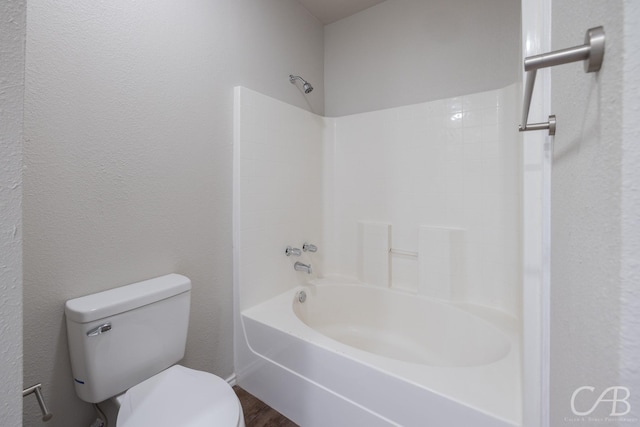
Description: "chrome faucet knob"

(302, 242), (317, 253)
(285, 246), (302, 257)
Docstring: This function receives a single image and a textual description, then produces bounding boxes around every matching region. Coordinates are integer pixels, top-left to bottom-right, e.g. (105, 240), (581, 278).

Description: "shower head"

(289, 74), (313, 94)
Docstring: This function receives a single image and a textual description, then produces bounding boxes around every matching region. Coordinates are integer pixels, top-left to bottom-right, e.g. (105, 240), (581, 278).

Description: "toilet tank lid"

(65, 274), (191, 324)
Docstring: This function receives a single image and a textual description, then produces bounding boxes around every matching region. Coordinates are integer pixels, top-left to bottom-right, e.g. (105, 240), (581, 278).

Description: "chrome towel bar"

(23, 383), (53, 422)
(519, 26), (605, 136)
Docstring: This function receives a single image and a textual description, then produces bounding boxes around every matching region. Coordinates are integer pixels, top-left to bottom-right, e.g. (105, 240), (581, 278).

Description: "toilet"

(65, 274), (245, 427)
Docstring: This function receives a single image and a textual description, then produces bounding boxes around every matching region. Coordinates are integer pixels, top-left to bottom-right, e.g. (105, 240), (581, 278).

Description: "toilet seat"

(117, 365), (242, 427)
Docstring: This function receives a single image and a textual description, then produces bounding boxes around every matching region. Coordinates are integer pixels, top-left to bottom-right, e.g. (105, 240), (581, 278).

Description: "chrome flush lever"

(87, 322), (112, 337)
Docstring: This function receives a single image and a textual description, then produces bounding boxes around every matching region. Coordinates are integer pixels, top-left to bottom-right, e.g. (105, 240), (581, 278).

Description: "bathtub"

(238, 278), (521, 427)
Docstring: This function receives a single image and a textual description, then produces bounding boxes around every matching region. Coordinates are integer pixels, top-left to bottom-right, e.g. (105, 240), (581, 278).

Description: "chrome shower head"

(289, 75), (313, 94)
(302, 82), (313, 94)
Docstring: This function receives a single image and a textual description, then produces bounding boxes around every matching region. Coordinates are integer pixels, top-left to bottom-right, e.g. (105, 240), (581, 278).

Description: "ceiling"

(297, 0), (387, 24)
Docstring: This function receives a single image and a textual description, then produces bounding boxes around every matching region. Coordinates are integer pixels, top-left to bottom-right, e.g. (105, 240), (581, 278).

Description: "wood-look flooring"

(233, 386), (299, 427)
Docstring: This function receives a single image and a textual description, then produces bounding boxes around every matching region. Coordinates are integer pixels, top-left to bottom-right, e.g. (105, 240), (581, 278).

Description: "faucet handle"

(285, 246), (302, 257)
(302, 242), (318, 253)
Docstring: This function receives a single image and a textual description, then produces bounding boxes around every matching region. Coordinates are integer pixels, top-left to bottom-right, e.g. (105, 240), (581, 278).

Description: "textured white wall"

(0, 1), (25, 426)
(550, 0), (640, 423)
(324, 85), (521, 316)
(23, 1), (323, 426)
(620, 0), (640, 418)
(324, 0), (520, 116)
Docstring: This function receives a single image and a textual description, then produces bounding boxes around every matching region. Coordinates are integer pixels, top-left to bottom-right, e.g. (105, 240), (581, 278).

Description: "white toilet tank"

(65, 274), (192, 403)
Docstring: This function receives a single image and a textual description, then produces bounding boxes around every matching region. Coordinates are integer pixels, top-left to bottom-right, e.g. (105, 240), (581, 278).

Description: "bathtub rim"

(240, 278), (522, 426)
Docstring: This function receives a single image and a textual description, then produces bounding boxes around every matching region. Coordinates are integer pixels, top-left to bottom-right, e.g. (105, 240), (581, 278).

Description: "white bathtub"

(239, 279), (522, 427)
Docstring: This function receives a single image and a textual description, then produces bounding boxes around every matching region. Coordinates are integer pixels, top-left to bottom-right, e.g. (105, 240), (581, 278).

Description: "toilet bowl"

(65, 274), (245, 427)
(113, 365), (244, 427)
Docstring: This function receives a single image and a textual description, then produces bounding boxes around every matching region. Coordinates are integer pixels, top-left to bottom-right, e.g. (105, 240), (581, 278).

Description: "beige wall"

(0, 1), (25, 426)
(550, 0), (640, 423)
(324, 0), (520, 116)
(22, 1), (323, 426)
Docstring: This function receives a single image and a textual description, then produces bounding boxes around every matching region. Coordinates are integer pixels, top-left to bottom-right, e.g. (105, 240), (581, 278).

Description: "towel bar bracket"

(519, 26), (604, 136)
(23, 383), (53, 422)
(519, 115), (556, 136)
(524, 27), (605, 74)
(582, 27), (606, 73)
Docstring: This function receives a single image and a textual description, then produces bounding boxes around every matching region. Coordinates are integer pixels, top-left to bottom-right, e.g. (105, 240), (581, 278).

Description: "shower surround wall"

(233, 86), (324, 313)
(233, 85), (325, 390)
(236, 84), (520, 313)
(235, 83), (522, 423)
(324, 84), (521, 315)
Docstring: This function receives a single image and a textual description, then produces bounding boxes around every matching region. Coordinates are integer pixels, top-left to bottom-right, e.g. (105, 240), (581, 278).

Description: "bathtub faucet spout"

(294, 262), (312, 274)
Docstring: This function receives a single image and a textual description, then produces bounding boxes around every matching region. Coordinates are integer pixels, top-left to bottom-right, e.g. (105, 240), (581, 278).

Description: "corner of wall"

(0, 0), (25, 425)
